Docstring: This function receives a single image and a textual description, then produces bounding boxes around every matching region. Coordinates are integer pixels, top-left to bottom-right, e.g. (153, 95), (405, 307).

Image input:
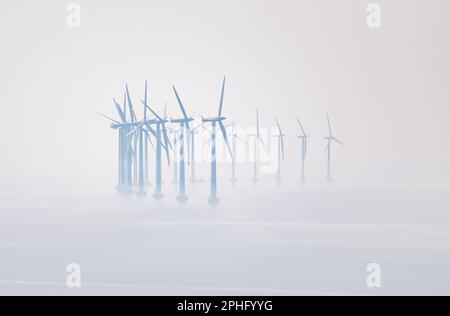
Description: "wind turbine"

(252, 108), (266, 182)
(120, 92), (134, 192)
(202, 77), (233, 206)
(229, 121), (248, 184)
(274, 118), (286, 182)
(124, 85), (138, 190)
(96, 90), (136, 193)
(171, 86), (194, 203)
(324, 114), (344, 181)
(125, 83), (157, 196)
(297, 117), (310, 181)
(95, 100), (127, 192)
(141, 101), (172, 200)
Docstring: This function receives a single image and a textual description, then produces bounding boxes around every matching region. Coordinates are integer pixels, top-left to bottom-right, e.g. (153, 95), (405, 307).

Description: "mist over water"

(0, 0), (450, 295)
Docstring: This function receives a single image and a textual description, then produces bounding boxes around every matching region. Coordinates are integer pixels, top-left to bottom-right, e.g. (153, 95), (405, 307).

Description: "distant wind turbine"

(97, 87), (141, 194)
(274, 118), (286, 182)
(252, 108), (266, 182)
(297, 117), (310, 181)
(125, 82), (157, 196)
(171, 86), (194, 203)
(324, 114), (344, 181)
(124, 84), (140, 191)
(141, 101), (171, 200)
(95, 97), (130, 193)
(202, 77), (233, 206)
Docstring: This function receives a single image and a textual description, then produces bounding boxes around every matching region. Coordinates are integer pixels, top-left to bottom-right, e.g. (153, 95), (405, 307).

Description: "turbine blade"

(327, 114), (332, 137)
(94, 111), (119, 124)
(145, 132), (155, 151)
(126, 123), (144, 138)
(218, 76), (226, 117)
(333, 137), (345, 146)
(144, 81), (148, 120)
(193, 122), (203, 131)
(141, 100), (163, 121)
(123, 92), (127, 121)
(126, 84), (137, 122)
(219, 121), (233, 159)
(276, 118), (282, 135)
(162, 124), (172, 150)
(297, 117), (306, 137)
(173, 86), (188, 119)
(259, 137), (267, 152)
(164, 140), (171, 166)
(256, 108), (260, 137)
(281, 138), (285, 160)
(145, 124), (157, 137)
(236, 136), (249, 146)
(113, 98), (126, 122)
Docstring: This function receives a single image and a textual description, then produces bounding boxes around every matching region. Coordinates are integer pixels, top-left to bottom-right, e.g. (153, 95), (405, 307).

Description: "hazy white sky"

(0, 0), (449, 188)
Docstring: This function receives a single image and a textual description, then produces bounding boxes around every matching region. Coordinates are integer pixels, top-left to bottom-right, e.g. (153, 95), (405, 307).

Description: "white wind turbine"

(297, 117), (310, 181)
(324, 114), (344, 181)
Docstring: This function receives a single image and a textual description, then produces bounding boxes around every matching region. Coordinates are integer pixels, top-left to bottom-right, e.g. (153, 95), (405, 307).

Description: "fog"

(0, 0), (449, 188)
(1, 0), (450, 296)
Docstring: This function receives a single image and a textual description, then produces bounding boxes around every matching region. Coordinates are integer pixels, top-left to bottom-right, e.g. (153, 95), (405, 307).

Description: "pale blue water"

(0, 184), (449, 295)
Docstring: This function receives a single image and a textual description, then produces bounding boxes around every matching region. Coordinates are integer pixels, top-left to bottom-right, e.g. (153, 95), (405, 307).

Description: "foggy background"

(1, 1), (450, 296)
(0, 0), (449, 189)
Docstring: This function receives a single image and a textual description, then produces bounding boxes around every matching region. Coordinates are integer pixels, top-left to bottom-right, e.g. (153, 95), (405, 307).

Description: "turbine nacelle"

(111, 119), (159, 130)
(155, 118), (169, 124)
(170, 118), (194, 124)
(201, 116), (226, 123)
(324, 136), (344, 146)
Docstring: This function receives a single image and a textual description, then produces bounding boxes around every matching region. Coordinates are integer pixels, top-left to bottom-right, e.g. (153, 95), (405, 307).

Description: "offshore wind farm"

(96, 77), (347, 205)
(2, 78), (450, 297)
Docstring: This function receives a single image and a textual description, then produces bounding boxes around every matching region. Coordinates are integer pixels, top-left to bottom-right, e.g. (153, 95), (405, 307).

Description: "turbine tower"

(252, 108), (266, 182)
(124, 85), (140, 190)
(171, 86), (194, 203)
(115, 92), (135, 192)
(324, 114), (344, 181)
(202, 77), (233, 206)
(274, 118), (285, 182)
(141, 102), (172, 200)
(297, 117), (310, 181)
